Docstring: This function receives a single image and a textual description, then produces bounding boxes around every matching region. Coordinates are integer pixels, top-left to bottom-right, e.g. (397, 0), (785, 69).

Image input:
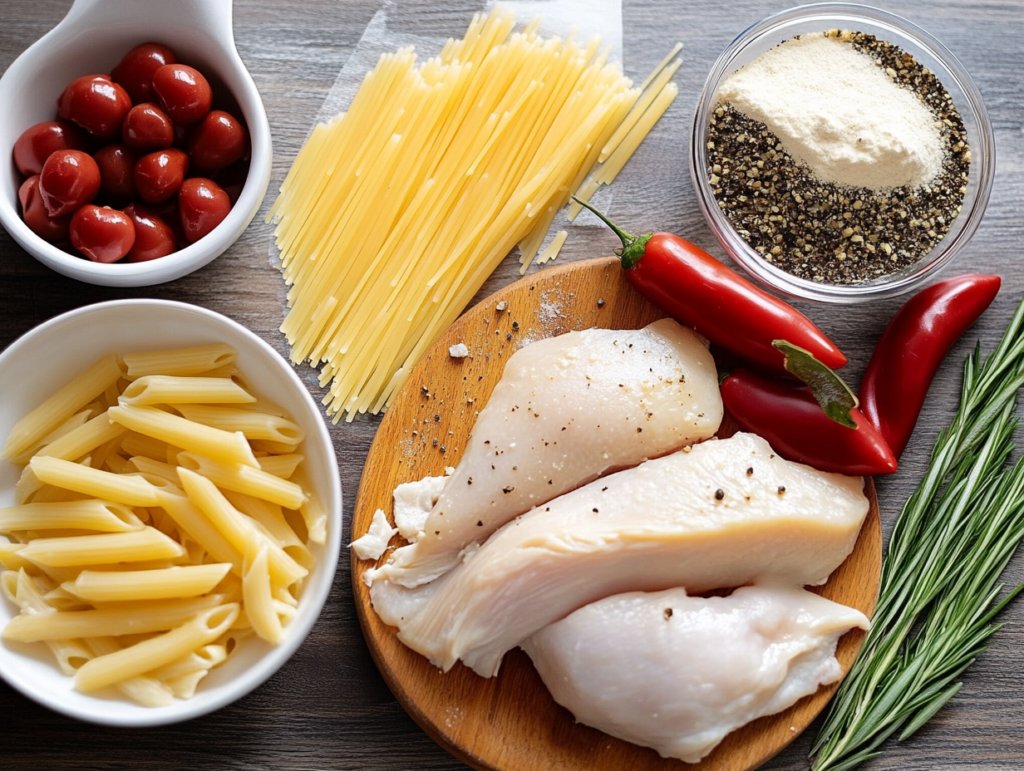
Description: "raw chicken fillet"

(523, 585), (869, 763)
(370, 432), (869, 676)
(369, 319), (722, 587)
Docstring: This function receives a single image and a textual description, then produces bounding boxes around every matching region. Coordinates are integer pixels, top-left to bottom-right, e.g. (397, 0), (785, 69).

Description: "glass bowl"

(689, 2), (994, 303)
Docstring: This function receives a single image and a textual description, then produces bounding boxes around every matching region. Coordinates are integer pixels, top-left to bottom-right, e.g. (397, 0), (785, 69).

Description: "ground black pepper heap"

(708, 31), (969, 285)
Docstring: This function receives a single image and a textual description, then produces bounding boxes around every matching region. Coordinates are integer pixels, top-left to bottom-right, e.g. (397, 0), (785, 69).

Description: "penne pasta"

(63, 564), (231, 603)
(174, 405), (304, 446)
(123, 456), (180, 485)
(178, 470), (307, 588)
(9, 569), (93, 675)
(293, 467), (327, 545)
(119, 376), (256, 407)
(0, 500), (144, 533)
(0, 543), (31, 572)
(84, 637), (175, 707)
(223, 491), (304, 549)
(148, 643), (227, 682)
(74, 603), (239, 692)
(122, 344), (237, 380)
(2, 594), (225, 642)
(18, 527), (185, 567)
(120, 431), (173, 462)
(176, 452), (308, 510)
(29, 456), (161, 507)
(157, 491), (243, 575)
(0, 342), (323, 704)
(252, 453), (304, 480)
(243, 544), (284, 644)
(109, 405), (258, 468)
(2, 354), (123, 461)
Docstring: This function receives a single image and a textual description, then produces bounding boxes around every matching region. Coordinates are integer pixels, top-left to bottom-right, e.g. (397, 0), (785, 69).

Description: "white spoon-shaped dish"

(0, 0), (272, 286)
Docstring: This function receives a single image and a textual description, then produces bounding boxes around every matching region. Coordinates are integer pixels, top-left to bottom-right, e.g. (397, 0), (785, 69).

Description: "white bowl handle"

(61, 0), (236, 51)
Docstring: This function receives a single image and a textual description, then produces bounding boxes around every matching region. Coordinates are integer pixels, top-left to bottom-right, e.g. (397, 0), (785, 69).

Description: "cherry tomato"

(70, 205), (135, 262)
(188, 110), (247, 171)
(172, 123), (193, 150)
(178, 177), (231, 243)
(123, 204), (177, 262)
(152, 64), (212, 125)
(38, 149), (101, 216)
(121, 103), (174, 151)
(150, 198), (188, 249)
(214, 160), (249, 206)
(57, 75), (132, 139)
(13, 120), (88, 176)
(110, 42), (177, 105)
(93, 144), (139, 199)
(134, 148), (189, 203)
(18, 176), (71, 243)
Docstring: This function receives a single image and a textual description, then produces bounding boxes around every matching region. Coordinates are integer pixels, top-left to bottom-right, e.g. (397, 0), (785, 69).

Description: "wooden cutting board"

(351, 256), (882, 771)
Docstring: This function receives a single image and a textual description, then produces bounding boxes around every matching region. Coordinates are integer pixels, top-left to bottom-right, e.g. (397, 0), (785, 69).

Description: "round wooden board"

(352, 256), (883, 771)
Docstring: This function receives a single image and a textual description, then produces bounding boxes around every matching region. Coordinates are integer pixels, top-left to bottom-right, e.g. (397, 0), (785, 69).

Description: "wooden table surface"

(2, 0), (1022, 769)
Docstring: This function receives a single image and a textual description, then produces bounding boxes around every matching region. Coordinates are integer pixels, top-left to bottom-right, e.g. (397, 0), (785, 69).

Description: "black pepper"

(707, 31), (969, 285)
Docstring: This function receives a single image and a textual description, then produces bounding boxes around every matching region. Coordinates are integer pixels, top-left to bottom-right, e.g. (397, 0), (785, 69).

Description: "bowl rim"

(0, 299), (342, 726)
(0, 6), (272, 288)
(688, 1), (995, 304)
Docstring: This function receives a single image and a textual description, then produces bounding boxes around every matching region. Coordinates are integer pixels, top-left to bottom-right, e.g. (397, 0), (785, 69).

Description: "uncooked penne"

(178, 470), (307, 587)
(120, 431), (173, 462)
(0, 500), (144, 533)
(2, 354), (123, 461)
(149, 643), (227, 682)
(63, 564), (231, 602)
(293, 467), (327, 545)
(224, 491), (304, 549)
(8, 569), (93, 675)
(0, 342), (323, 704)
(174, 405), (304, 446)
(123, 456), (180, 485)
(2, 594), (225, 642)
(33, 412), (127, 463)
(122, 344), (237, 380)
(29, 456), (161, 507)
(109, 405), (258, 468)
(243, 544), (284, 644)
(177, 452), (308, 509)
(119, 376), (256, 406)
(157, 491), (243, 575)
(252, 454), (304, 480)
(74, 603), (239, 692)
(18, 527), (185, 567)
(83, 637), (175, 707)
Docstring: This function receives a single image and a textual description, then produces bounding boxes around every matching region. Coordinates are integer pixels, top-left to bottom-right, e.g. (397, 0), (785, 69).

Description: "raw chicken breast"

(370, 432), (868, 676)
(369, 319), (722, 587)
(522, 585), (869, 763)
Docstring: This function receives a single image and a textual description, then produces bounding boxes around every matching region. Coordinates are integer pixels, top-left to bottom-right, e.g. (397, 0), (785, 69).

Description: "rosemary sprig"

(811, 297), (1024, 771)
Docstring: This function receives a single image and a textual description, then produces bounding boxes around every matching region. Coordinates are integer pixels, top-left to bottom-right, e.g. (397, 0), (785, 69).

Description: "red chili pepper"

(860, 274), (1001, 459)
(721, 368), (897, 476)
(574, 198), (847, 375)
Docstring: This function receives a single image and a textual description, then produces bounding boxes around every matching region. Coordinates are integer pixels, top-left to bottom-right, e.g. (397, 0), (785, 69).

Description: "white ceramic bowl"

(0, 300), (341, 726)
(690, 3), (994, 303)
(0, 0), (272, 287)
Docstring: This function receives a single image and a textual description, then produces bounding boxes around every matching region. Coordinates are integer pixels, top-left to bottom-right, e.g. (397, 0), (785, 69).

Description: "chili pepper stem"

(571, 195), (652, 270)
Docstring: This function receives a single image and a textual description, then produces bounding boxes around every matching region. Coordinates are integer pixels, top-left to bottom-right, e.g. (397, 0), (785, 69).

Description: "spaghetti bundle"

(269, 7), (679, 422)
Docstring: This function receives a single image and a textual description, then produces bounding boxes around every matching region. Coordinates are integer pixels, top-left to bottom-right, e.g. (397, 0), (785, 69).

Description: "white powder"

(718, 34), (944, 191)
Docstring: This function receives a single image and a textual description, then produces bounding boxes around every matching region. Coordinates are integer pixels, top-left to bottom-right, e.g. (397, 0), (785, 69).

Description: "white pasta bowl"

(0, 0), (272, 286)
(0, 299), (341, 726)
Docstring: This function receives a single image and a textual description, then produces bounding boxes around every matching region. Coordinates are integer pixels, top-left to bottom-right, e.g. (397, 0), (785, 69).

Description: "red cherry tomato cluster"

(13, 42), (248, 264)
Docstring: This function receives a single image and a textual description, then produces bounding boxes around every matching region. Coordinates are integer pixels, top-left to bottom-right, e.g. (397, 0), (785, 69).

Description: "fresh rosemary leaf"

(810, 298), (1024, 770)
